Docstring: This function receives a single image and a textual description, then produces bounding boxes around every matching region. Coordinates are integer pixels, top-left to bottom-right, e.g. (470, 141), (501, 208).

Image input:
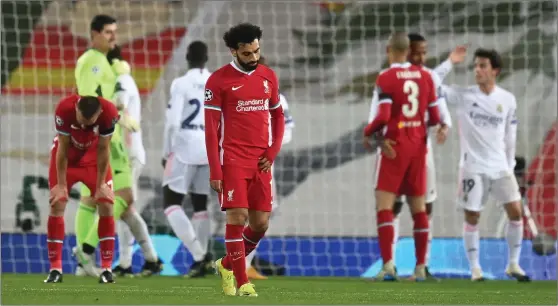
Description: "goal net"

(1, 0), (557, 279)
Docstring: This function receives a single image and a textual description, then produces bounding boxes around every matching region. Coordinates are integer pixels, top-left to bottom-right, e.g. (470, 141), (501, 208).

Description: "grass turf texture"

(2, 274), (556, 305)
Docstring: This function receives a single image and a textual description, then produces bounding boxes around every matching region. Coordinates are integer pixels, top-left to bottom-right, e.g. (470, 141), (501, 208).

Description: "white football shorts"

(162, 155), (210, 196)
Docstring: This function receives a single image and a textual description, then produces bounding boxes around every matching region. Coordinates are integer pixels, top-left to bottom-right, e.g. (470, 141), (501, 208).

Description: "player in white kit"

(442, 48), (529, 282)
(162, 41), (212, 277)
(106, 47), (162, 277)
(242, 56), (296, 280)
(367, 34), (466, 278)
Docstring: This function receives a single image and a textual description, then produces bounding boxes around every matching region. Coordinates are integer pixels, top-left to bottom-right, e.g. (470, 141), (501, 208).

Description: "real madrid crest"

(496, 104), (503, 113)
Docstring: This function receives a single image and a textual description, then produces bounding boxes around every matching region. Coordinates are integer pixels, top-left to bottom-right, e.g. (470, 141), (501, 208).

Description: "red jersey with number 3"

(52, 95), (119, 166)
(375, 62), (437, 150)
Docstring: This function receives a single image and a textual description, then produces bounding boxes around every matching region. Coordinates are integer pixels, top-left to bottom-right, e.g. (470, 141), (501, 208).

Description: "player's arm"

(53, 106), (72, 188)
(367, 87), (380, 123)
(363, 76), (391, 137)
(431, 72), (452, 128)
(434, 44), (468, 81)
(162, 80), (184, 163)
(281, 94), (295, 145)
(75, 57), (103, 97)
(504, 97), (518, 170)
(264, 73), (285, 162)
(96, 104), (119, 188)
(204, 75), (224, 183)
(426, 74), (442, 127)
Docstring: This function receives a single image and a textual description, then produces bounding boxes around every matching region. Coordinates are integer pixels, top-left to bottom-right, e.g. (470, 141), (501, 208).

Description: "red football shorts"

(49, 147), (113, 205)
(374, 146), (427, 197)
(219, 165), (273, 212)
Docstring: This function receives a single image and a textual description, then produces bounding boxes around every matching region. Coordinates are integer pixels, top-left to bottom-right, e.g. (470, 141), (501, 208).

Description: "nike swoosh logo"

(115, 170), (122, 175)
(71, 125), (80, 129)
(232, 85), (243, 91)
(232, 256), (242, 261)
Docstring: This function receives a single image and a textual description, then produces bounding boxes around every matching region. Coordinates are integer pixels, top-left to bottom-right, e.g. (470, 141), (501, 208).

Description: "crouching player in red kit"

(204, 23), (285, 297)
(45, 95), (119, 284)
(363, 32), (442, 281)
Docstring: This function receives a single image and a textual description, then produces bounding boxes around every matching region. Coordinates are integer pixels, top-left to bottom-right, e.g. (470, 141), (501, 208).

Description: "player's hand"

(381, 139), (397, 159)
(49, 184), (68, 204)
(119, 113), (140, 132)
(436, 124), (449, 144)
(258, 157), (272, 172)
(448, 45), (469, 64)
(210, 180), (223, 193)
(94, 183), (114, 204)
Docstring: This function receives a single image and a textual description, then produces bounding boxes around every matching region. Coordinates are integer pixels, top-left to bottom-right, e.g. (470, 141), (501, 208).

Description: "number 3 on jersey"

(403, 80), (419, 118)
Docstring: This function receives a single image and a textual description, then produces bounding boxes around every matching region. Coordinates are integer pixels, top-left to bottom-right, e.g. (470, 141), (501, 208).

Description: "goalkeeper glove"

(118, 113), (140, 132)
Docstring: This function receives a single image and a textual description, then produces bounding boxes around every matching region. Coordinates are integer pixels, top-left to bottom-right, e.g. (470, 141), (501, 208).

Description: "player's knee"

(97, 202), (113, 216)
(425, 202), (433, 216)
(392, 201), (404, 216)
(190, 193), (208, 212)
(116, 188), (134, 206)
(248, 211), (270, 232)
(504, 201), (522, 221)
(464, 210), (480, 225)
(163, 185), (184, 208)
(226, 208), (248, 225)
(49, 201), (67, 216)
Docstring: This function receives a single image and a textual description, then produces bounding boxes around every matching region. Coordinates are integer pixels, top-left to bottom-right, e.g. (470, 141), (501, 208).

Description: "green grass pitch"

(1, 274), (556, 305)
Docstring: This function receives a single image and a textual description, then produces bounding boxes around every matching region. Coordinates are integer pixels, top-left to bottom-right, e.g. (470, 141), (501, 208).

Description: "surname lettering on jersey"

(396, 70), (422, 79)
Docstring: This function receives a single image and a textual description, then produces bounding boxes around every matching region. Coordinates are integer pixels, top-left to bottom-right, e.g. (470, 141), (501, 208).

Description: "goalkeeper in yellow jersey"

(72, 14), (162, 281)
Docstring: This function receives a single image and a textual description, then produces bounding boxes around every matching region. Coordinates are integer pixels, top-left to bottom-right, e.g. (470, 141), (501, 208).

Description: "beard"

(237, 58), (258, 71)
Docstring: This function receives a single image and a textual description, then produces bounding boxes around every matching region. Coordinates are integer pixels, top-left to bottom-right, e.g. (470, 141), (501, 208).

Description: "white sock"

(164, 205), (205, 262)
(117, 221), (134, 268)
(506, 220), (523, 265)
(463, 222), (480, 270)
(426, 217), (433, 265)
(392, 217), (400, 264)
(245, 249), (257, 268)
(192, 211), (211, 255)
(121, 210), (158, 262)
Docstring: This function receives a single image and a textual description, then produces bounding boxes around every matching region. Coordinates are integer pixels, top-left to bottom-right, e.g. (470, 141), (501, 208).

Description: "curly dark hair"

(474, 48), (503, 71)
(223, 23), (263, 49)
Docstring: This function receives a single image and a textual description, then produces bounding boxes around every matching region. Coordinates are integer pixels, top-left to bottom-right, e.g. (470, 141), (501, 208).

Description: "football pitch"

(1, 274), (556, 305)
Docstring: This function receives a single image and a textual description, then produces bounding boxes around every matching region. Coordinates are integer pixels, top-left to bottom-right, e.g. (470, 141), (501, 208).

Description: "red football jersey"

(204, 61), (282, 169)
(374, 62), (437, 147)
(53, 95), (119, 166)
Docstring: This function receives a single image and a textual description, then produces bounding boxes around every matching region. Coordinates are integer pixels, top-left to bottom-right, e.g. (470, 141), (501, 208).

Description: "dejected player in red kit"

(45, 95), (119, 284)
(204, 23), (285, 297)
(363, 32), (442, 281)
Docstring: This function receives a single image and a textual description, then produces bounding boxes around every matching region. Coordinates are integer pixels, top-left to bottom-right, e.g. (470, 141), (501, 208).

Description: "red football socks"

(222, 224), (248, 288)
(98, 216), (115, 270)
(47, 216), (65, 271)
(243, 226), (266, 256)
(377, 210), (394, 263)
(413, 212), (429, 266)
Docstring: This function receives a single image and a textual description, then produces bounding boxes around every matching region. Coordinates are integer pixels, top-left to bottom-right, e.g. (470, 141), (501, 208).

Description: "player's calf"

(45, 198), (67, 282)
(96, 201), (115, 272)
(503, 201), (530, 282)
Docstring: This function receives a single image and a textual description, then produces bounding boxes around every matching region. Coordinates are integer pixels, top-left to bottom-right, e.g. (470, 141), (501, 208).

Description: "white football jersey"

(114, 73), (145, 165)
(280, 93), (295, 145)
(442, 84), (518, 179)
(163, 68), (211, 165)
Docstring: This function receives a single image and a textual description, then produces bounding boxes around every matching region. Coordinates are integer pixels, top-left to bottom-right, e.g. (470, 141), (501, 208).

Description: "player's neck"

(91, 44), (109, 55)
(478, 82), (496, 95)
(389, 56), (407, 65)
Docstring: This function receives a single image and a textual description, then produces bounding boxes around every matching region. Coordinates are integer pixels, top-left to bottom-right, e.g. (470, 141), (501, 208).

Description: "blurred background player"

(46, 95), (118, 283)
(205, 23), (285, 297)
(107, 46), (161, 277)
(368, 34), (467, 278)
(363, 32), (441, 281)
(73, 15), (161, 278)
(441, 48), (530, 282)
(243, 55), (295, 280)
(161, 41), (213, 277)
